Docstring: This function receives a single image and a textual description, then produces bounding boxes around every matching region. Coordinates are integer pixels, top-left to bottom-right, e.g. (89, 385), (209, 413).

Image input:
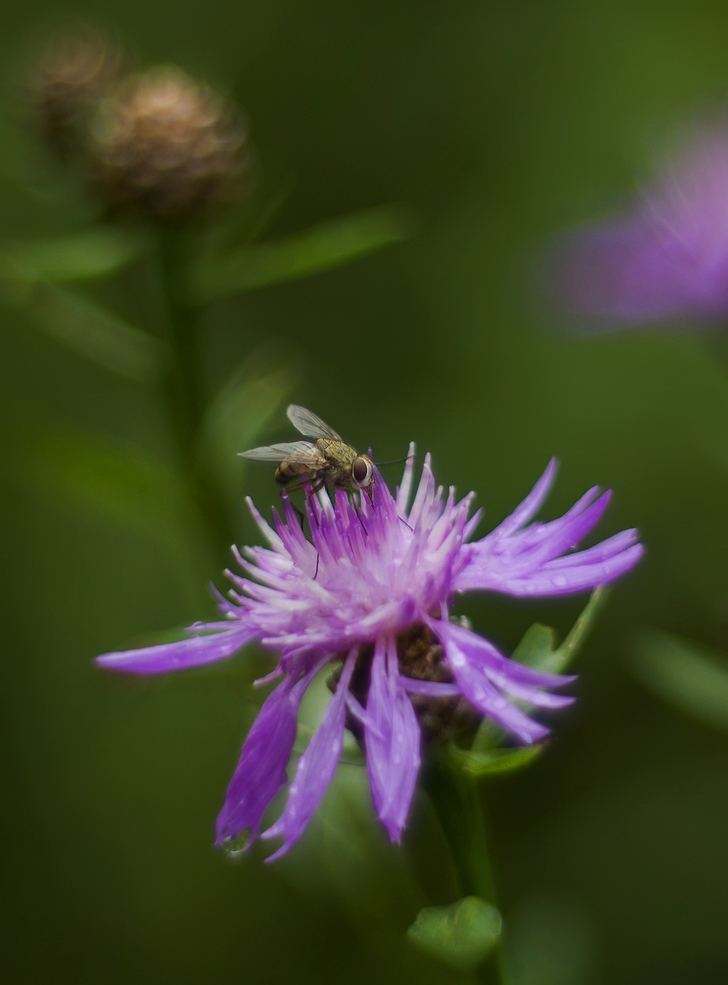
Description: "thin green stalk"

(157, 228), (202, 461)
(426, 756), (509, 985)
(155, 227), (231, 555)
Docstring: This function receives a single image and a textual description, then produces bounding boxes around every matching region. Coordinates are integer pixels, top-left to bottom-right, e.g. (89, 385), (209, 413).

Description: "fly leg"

(282, 475), (323, 530)
(295, 478), (325, 578)
(352, 493), (369, 535)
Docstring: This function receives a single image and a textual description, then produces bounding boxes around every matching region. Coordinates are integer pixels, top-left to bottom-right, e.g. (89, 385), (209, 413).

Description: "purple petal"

(399, 677), (462, 697)
(455, 463), (643, 599)
(215, 670), (312, 848)
(490, 542), (645, 597)
(365, 638), (421, 842)
(344, 689), (385, 738)
(546, 528), (639, 567)
(262, 654), (356, 859)
(96, 625), (256, 674)
(436, 623), (551, 743)
(437, 621), (574, 689)
(396, 442), (416, 514)
(556, 214), (728, 323)
(489, 459), (558, 540)
(554, 125), (728, 324)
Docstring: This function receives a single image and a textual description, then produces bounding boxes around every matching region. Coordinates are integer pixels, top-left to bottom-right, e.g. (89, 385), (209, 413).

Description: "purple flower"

(555, 123), (728, 324)
(97, 453), (642, 858)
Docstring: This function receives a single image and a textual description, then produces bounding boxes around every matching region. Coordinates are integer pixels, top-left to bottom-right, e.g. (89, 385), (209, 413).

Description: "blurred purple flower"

(556, 124), (728, 324)
(97, 451), (642, 858)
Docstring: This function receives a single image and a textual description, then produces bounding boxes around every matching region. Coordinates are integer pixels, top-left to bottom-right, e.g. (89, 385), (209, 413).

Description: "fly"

(239, 404), (375, 497)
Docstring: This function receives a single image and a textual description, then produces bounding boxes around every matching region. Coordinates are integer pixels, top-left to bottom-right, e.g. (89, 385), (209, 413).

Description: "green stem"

(426, 755), (508, 985)
(155, 227), (231, 555)
(157, 228), (202, 463)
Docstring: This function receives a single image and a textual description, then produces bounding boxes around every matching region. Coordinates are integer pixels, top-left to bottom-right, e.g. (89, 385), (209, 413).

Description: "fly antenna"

(373, 453), (415, 468)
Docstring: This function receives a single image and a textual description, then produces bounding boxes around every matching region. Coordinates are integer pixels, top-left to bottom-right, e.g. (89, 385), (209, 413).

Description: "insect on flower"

(96, 452), (644, 859)
(239, 404), (375, 496)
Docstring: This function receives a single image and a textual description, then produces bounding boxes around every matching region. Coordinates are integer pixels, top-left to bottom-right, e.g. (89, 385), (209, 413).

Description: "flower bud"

(31, 27), (123, 157)
(88, 66), (248, 222)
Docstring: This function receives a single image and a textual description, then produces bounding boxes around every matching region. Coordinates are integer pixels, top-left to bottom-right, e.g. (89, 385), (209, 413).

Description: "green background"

(3, 1), (728, 983)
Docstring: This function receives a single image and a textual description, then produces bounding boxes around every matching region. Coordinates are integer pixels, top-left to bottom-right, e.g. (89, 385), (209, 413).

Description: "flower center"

(328, 622), (481, 746)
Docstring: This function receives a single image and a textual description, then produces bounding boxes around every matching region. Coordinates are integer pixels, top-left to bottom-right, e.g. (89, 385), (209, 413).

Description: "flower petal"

(365, 638), (421, 842)
(456, 465), (642, 598)
(436, 622), (551, 743)
(396, 442), (416, 514)
(262, 654), (356, 859)
(215, 670), (311, 848)
(487, 542), (645, 597)
(95, 625), (255, 674)
(489, 459), (557, 539)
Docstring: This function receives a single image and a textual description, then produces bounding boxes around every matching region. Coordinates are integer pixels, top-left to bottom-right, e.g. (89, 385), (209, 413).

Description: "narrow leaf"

(30, 428), (197, 544)
(631, 630), (728, 731)
(193, 204), (412, 302)
(516, 586), (608, 675)
(469, 588), (606, 754)
(449, 744), (545, 777)
(12, 282), (168, 381)
(197, 353), (293, 507)
(511, 624), (558, 670)
(407, 896), (502, 970)
(555, 584), (610, 670)
(4, 229), (141, 283)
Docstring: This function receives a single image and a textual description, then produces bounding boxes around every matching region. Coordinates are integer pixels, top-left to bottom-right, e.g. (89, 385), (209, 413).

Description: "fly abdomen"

(275, 461), (309, 483)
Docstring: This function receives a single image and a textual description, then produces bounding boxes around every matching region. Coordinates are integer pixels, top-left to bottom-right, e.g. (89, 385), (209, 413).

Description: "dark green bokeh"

(3, 1), (728, 983)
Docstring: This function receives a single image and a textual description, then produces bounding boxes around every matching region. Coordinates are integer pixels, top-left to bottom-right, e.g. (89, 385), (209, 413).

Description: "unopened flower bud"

(88, 66), (248, 223)
(31, 27), (123, 157)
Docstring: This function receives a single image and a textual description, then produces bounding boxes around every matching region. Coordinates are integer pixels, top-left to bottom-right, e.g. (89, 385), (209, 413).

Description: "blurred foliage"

(4, 2), (728, 985)
(407, 895), (502, 971)
(631, 629), (728, 731)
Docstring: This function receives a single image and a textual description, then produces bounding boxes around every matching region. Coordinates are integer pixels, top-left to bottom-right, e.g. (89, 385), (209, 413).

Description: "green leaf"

(516, 586), (609, 675)
(631, 629), (728, 731)
(3, 229), (141, 283)
(449, 744), (545, 777)
(469, 588), (608, 754)
(197, 351), (293, 507)
(511, 623), (559, 670)
(30, 428), (198, 546)
(8, 282), (168, 381)
(193, 204), (412, 302)
(407, 896), (502, 971)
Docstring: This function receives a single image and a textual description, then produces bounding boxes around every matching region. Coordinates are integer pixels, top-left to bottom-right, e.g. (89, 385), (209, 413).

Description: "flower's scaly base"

(329, 622), (481, 747)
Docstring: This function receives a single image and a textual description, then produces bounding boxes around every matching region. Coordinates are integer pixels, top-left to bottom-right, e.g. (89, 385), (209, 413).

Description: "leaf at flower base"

(449, 743), (545, 777)
(192, 204), (412, 302)
(469, 587), (608, 755)
(3, 229), (141, 284)
(516, 586), (609, 675)
(631, 630), (728, 731)
(407, 896), (502, 971)
(11, 282), (168, 382)
(511, 623), (558, 671)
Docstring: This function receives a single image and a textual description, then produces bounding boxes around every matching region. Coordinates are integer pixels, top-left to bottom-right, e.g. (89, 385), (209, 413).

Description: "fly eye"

(352, 457), (372, 486)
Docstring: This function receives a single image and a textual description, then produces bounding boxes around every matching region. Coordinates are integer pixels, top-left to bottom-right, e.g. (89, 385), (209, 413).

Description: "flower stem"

(426, 755), (509, 985)
(155, 227), (230, 554)
(157, 228), (202, 460)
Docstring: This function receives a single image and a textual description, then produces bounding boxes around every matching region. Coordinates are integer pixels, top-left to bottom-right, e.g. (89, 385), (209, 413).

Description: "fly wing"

(238, 440), (324, 465)
(287, 404), (342, 441)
